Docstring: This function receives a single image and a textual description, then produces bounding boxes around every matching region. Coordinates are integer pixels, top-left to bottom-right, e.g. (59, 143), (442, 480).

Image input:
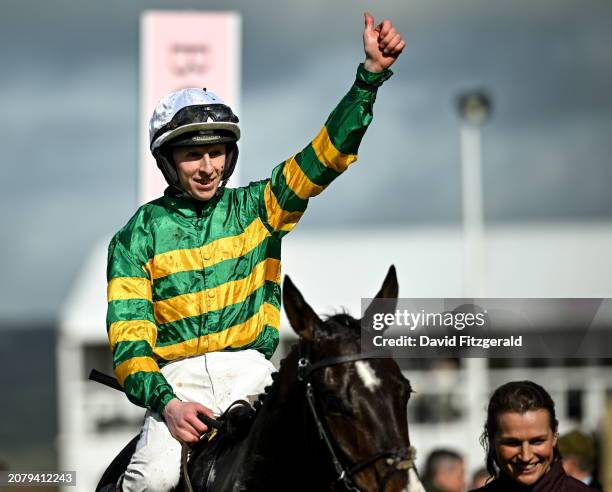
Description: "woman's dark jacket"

(471, 461), (594, 492)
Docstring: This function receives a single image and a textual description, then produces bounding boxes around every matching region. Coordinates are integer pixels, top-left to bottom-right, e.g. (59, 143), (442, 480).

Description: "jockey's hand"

(363, 12), (406, 73)
(162, 398), (215, 444)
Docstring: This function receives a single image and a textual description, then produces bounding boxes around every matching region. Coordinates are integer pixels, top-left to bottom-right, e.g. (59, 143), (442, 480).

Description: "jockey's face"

(173, 144), (227, 201)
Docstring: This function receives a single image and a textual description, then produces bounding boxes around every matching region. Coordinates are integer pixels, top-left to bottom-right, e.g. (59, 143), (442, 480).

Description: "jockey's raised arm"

(259, 13), (405, 236)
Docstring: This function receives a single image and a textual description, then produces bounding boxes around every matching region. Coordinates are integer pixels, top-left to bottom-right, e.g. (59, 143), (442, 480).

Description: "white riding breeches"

(121, 349), (276, 492)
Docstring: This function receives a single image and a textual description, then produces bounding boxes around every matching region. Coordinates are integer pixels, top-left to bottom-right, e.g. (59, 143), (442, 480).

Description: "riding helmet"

(149, 88), (240, 194)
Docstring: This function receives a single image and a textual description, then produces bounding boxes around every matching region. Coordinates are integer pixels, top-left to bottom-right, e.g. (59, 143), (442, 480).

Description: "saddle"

(96, 401), (255, 492)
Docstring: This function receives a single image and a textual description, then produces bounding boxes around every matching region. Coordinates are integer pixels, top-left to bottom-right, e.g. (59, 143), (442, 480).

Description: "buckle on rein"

(297, 357), (311, 381)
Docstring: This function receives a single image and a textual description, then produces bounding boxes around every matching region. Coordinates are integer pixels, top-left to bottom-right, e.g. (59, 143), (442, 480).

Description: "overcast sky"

(1, 0), (611, 320)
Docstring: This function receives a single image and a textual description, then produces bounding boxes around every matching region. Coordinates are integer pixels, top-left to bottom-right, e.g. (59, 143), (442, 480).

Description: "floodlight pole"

(457, 91), (491, 298)
(460, 123), (486, 297)
(457, 90), (492, 458)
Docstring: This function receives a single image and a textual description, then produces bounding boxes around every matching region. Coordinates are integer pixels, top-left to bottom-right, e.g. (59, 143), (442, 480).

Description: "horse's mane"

(251, 346), (293, 413)
(322, 312), (359, 331)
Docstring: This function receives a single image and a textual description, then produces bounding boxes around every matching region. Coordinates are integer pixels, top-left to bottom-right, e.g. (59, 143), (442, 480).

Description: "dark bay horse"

(178, 266), (425, 491)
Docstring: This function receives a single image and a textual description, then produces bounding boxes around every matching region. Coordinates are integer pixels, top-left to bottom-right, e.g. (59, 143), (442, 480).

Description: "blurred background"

(1, 0), (612, 490)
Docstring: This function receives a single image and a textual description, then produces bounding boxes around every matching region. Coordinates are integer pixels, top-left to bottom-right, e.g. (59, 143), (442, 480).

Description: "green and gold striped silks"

(106, 63), (393, 415)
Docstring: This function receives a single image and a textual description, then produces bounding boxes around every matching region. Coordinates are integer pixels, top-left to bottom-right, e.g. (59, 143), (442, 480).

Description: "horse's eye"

(399, 376), (413, 395)
(393, 376), (412, 402)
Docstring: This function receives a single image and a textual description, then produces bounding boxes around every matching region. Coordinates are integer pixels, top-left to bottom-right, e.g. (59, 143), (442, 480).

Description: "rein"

(297, 341), (417, 491)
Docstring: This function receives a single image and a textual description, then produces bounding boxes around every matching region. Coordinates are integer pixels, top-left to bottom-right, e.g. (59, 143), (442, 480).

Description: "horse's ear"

(362, 265), (399, 332)
(283, 275), (321, 341)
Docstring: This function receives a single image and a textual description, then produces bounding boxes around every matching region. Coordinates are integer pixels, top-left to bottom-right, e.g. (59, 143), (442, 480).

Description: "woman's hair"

(480, 380), (560, 477)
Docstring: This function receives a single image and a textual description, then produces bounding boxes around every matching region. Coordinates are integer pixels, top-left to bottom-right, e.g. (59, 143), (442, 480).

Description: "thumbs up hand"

(363, 12), (406, 73)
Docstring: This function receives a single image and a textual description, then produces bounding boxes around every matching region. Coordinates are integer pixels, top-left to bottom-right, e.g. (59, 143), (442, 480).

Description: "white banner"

(139, 10), (241, 204)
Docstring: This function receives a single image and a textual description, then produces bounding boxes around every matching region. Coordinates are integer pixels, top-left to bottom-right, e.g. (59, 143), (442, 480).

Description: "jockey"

(106, 12), (405, 491)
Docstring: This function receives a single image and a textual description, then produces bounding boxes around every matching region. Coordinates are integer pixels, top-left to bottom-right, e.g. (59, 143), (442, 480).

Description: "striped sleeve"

(106, 236), (176, 415)
(260, 63), (393, 237)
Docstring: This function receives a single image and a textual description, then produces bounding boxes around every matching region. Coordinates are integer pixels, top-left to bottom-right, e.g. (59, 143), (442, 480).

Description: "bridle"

(297, 340), (418, 492)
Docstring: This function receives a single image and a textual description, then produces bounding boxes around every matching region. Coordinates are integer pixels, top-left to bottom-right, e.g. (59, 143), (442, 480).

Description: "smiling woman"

(471, 381), (593, 492)
(495, 409), (557, 485)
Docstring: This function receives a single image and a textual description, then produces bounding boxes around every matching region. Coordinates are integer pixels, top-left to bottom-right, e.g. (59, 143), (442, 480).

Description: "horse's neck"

(236, 349), (333, 489)
(245, 349), (306, 447)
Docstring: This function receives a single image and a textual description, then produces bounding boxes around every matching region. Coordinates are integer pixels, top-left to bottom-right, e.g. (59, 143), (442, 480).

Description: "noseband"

(297, 341), (417, 492)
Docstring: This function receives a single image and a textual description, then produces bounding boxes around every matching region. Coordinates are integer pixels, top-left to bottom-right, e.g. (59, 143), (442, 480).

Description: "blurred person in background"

(472, 380), (593, 491)
(105, 12), (405, 492)
(470, 467), (490, 489)
(559, 430), (602, 491)
(422, 448), (466, 492)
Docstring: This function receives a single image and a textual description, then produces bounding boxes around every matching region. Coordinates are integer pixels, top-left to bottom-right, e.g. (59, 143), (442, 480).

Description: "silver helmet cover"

(149, 88), (240, 151)
(149, 88), (240, 195)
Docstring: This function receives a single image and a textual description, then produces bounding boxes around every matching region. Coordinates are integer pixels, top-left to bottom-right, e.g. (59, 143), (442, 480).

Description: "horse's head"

(283, 266), (424, 492)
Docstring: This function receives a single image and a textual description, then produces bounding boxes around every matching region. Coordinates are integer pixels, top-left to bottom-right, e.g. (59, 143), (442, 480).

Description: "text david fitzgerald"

(372, 335), (523, 349)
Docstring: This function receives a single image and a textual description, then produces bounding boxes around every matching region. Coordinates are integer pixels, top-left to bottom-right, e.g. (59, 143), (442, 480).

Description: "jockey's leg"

(200, 349), (276, 410)
(121, 351), (275, 491)
(122, 356), (219, 492)
(121, 410), (181, 492)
